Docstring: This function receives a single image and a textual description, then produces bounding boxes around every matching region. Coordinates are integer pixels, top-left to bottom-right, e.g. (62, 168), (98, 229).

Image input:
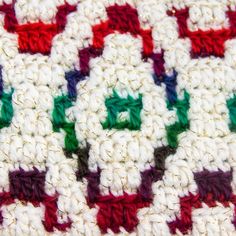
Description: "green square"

(102, 90), (143, 130)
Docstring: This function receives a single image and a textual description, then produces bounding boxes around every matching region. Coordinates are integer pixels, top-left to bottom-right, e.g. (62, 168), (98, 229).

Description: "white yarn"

(0, 0), (234, 235)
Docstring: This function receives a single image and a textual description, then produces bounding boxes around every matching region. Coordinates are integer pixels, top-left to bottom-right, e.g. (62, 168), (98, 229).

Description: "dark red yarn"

(168, 170), (236, 234)
(0, 168), (71, 232)
(78, 4), (165, 77)
(167, 7), (236, 58)
(168, 192), (236, 234)
(56, 3), (77, 31)
(0, 2), (76, 54)
(88, 193), (150, 233)
(87, 165), (165, 233)
(92, 4), (153, 56)
(85, 145), (177, 234)
(42, 194), (72, 232)
(79, 47), (103, 76)
(149, 50), (165, 77)
(86, 165), (166, 234)
(0, 3), (17, 32)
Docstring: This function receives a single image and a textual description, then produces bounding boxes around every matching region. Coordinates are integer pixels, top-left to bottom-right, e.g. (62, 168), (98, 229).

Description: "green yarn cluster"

(166, 90), (190, 148)
(52, 95), (78, 152)
(0, 89), (14, 129)
(102, 90), (143, 130)
(227, 94), (236, 132)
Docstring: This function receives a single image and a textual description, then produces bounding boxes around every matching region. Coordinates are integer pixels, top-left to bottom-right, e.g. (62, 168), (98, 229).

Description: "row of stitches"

(1, 0), (236, 57)
(0, 0), (235, 235)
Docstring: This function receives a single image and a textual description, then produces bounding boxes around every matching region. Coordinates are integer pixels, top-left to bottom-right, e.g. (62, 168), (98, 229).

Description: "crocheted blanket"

(0, 0), (235, 235)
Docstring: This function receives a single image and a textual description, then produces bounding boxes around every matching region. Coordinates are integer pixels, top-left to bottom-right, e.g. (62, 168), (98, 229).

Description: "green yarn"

(102, 90), (143, 130)
(0, 89), (14, 129)
(52, 95), (72, 131)
(166, 90), (190, 148)
(63, 122), (78, 152)
(52, 95), (78, 152)
(227, 94), (236, 132)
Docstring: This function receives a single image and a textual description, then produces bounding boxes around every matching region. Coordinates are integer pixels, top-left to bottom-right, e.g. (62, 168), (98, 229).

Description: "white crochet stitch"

(0, 0), (235, 235)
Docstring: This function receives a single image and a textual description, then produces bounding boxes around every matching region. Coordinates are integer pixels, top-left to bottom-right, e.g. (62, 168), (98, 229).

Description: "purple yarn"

(86, 168), (101, 203)
(0, 65), (3, 97)
(150, 50), (165, 77)
(139, 167), (162, 201)
(194, 169), (233, 201)
(9, 167), (46, 202)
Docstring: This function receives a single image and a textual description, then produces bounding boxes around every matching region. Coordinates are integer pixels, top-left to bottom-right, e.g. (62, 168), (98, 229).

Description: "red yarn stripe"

(56, 3), (77, 31)
(79, 4), (162, 77)
(88, 192), (150, 233)
(0, 191), (71, 232)
(168, 7), (236, 58)
(16, 22), (58, 55)
(42, 194), (72, 232)
(168, 193), (236, 234)
(92, 4), (154, 57)
(0, 2), (77, 54)
(0, 3), (17, 32)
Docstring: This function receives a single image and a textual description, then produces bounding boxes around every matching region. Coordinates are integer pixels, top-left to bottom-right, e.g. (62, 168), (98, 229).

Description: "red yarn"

(0, 3), (17, 32)
(168, 192), (236, 234)
(106, 4), (141, 35)
(56, 3), (77, 31)
(92, 21), (112, 49)
(190, 29), (231, 58)
(79, 4), (158, 76)
(42, 194), (72, 232)
(79, 47), (103, 75)
(0, 191), (71, 232)
(17, 22), (58, 55)
(0, 192), (14, 224)
(88, 192), (150, 233)
(92, 4), (154, 57)
(0, 168), (71, 232)
(228, 9), (236, 36)
(167, 8), (189, 38)
(0, 192), (15, 207)
(168, 7), (236, 58)
(0, 2), (77, 54)
(140, 29), (153, 57)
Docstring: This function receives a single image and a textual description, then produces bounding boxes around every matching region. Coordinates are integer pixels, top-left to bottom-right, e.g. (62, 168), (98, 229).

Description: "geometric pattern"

(0, 0), (235, 235)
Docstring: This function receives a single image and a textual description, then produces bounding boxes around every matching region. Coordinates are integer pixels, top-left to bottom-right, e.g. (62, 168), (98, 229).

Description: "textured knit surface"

(0, 0), (235, 235)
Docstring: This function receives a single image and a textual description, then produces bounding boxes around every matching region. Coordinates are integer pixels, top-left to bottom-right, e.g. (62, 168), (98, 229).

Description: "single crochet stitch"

(0, 0), (235, 235)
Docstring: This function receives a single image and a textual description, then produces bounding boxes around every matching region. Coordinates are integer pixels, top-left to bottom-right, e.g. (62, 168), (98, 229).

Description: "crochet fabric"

(0, 0), (235, 235)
